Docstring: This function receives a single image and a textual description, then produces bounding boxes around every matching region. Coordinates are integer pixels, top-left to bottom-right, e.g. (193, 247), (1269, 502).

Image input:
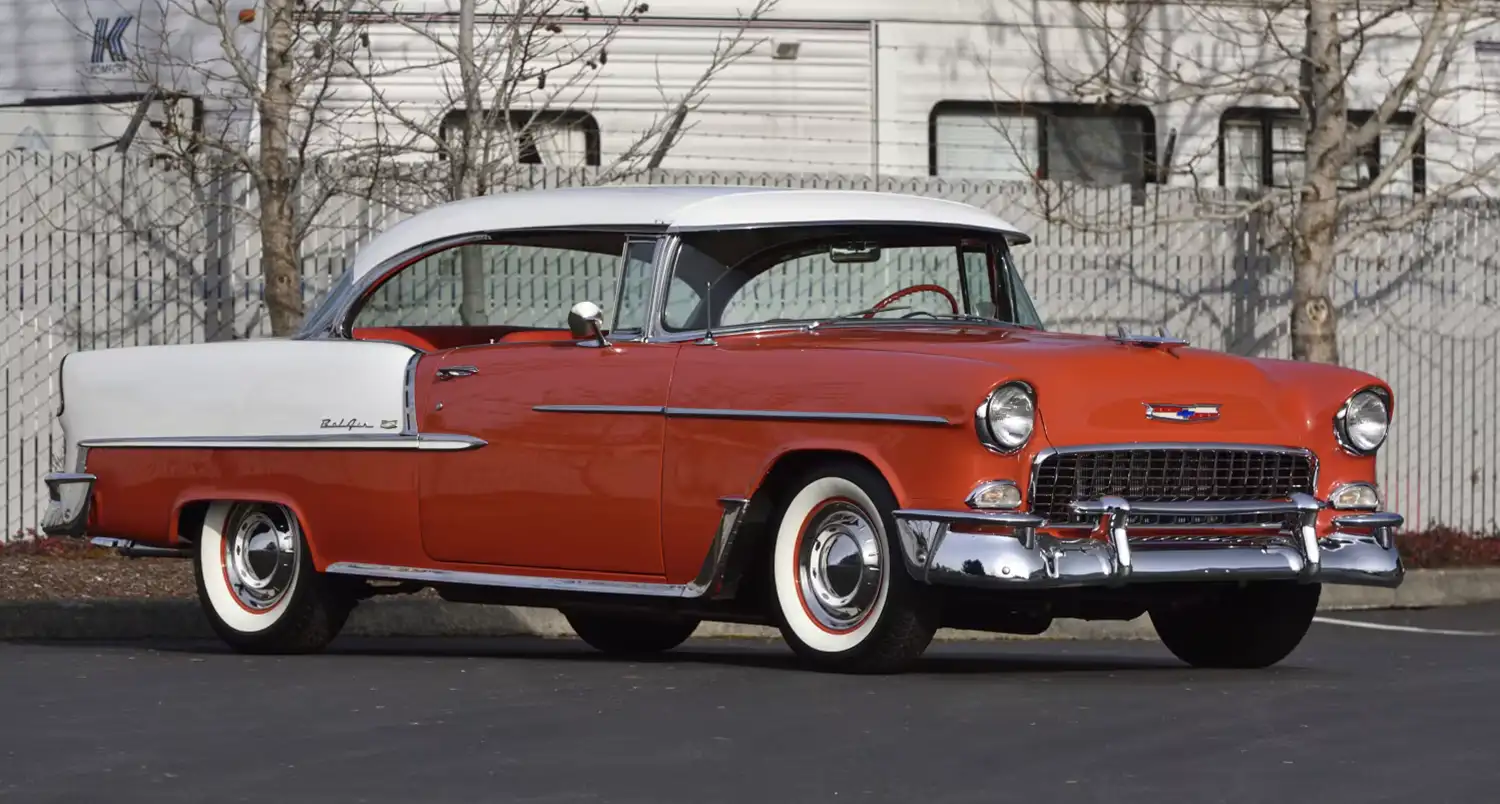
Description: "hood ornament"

(1112, 325), (1189, 348)
(1144, 403), (1220, 422)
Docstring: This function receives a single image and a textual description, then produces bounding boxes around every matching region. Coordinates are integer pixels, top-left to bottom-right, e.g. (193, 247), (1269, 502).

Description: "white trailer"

(3, 0), (1499, 193)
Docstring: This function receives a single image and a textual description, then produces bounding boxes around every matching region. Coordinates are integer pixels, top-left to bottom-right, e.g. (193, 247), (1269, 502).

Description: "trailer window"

(1218, 107), (1424, 194)
(439, 110), (601, 168)
(929, 101), (1157, 188)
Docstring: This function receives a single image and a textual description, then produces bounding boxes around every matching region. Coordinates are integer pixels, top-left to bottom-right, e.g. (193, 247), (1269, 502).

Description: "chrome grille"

(1031, 447), (1317, 527)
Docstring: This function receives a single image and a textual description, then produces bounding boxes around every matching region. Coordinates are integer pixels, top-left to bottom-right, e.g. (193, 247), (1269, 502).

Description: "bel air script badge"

(1144, 403), (1220, 422)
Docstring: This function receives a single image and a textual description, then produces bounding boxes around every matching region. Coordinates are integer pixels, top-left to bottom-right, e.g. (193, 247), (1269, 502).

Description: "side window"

(611, 239), (658, 333)
(353, 237), (627, 329)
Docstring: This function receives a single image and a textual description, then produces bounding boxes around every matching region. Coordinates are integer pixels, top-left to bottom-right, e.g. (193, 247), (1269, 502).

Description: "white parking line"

(1312, 616), (1499, 637)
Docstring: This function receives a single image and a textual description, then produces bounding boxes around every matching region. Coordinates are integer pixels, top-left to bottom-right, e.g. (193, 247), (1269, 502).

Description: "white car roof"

(346, 186), (1030, 284)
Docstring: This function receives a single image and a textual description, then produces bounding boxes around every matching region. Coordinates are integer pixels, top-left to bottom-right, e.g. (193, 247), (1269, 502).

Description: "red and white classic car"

(42, 186), (1404, 673)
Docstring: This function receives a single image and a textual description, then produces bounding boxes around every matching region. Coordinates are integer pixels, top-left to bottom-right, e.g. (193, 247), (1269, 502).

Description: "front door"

(416, 340), (679, 575)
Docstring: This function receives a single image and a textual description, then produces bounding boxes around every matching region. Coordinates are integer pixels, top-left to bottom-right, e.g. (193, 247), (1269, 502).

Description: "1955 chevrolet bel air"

(42, 186), (1404, 673)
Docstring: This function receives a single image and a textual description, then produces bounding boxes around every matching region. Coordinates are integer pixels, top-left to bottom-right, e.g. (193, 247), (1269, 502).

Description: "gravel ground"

(0, 555), (195, 601)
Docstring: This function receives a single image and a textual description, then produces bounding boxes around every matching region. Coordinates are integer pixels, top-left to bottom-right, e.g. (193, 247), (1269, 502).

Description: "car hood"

(741, 325), (1378, 447)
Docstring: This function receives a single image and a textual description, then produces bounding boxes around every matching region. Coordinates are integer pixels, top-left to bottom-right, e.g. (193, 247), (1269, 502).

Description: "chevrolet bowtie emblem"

(1144, 403), (1220, 422)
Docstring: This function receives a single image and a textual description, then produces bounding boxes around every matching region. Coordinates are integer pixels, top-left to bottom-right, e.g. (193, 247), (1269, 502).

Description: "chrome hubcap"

(796, 502), (884, 632)
(224, 505), (298, 611)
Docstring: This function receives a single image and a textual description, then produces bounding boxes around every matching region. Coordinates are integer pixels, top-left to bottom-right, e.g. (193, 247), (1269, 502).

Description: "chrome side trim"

(77, 434), (487, 451)
(667, 407), (952, 426)
(533, 405), (667, 415)
(325, 497), (753, 600)
(531, 405), (952, 426)
(326, 562), (691, 597)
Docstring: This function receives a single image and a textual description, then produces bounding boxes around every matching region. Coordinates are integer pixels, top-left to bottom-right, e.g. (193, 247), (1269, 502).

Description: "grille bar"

(1031, 446), (1317, 527)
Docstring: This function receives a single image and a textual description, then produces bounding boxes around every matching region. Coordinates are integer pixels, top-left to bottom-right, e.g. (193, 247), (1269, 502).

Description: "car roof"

(346, 186), (1030, 284)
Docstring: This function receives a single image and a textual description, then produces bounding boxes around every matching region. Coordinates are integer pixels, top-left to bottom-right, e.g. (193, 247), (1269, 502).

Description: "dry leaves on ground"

(0, 554), (195, 602)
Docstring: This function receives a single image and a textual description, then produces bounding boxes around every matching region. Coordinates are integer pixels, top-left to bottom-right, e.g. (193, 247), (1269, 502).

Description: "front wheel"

(193, 501), (354, 654)
(1149, 582), (1321, 669)
(768, 462), (938, 674)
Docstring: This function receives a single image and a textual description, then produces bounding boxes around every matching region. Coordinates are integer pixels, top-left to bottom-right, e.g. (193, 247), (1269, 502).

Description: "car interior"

(346, 229), (645, 352)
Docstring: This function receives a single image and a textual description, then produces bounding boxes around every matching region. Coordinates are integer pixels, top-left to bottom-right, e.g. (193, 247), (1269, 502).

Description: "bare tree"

(38, 0), (378, 339)
(974, 0), (1499, 364)
(342, 0), (776, 320)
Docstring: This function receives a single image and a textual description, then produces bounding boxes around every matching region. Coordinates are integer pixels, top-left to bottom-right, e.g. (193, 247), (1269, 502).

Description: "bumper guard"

(39, 472), (96, 538)
(894, 495), (1404, 590)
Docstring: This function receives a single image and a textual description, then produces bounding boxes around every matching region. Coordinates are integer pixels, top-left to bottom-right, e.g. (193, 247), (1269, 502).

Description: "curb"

(2, 568), (1496, 643)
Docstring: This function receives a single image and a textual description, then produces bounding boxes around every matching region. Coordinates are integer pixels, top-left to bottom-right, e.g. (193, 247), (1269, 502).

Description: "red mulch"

(0, 538), (195, 601)
(1397, 527), (1500, 569)
(1, 528), (1496, 602)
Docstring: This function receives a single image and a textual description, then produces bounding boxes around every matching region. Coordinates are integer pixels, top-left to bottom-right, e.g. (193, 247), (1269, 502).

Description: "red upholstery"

(352, 326), (577, 351)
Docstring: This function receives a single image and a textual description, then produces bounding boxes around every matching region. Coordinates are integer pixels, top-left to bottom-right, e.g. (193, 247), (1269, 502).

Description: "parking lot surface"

(3, 604), (1498, 804)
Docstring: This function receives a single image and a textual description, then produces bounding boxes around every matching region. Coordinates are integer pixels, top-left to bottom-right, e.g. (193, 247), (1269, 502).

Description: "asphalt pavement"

(3, 604), (1499, 804)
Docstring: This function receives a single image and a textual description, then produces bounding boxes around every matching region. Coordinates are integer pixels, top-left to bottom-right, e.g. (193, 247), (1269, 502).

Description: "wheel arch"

(171, 491), (327, 569)
(717, 447), (901, 603)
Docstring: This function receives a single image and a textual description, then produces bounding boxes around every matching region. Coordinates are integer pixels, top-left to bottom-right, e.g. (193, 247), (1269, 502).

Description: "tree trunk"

(455, 0), (487, 326)
(1290, 0), (1344, 365)
(259, 0), (303, 336)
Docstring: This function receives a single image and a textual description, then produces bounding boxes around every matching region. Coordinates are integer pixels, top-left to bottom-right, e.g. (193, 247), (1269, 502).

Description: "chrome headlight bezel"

(1334, 386), (1391, 456)
(975, 381), (1036, 454)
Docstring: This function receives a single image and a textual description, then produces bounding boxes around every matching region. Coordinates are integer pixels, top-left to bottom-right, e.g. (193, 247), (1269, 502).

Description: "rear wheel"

(1149, 582), (1321, 669)
(767, 461), (938, 674)
(193, 501), (354, 654)
(563, 610), (700, 655)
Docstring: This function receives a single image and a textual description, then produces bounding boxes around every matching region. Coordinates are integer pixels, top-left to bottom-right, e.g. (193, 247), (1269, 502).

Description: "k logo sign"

(88, 15), (132, 75)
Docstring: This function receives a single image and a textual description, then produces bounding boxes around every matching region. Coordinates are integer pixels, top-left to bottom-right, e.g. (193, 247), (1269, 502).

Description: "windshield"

(662, 225), (1042, 333)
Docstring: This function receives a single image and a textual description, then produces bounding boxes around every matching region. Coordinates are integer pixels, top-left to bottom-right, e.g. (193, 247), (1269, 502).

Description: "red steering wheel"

(864, 284), (960, 318)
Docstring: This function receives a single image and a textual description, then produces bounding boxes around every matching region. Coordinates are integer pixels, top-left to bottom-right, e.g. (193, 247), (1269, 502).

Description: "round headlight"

(1337, 388), (1390, 454)
(978, 382), (1035, 452)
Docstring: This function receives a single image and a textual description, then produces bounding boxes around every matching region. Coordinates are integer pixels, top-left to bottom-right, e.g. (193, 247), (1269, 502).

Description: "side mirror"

(567, 301), (610, 347)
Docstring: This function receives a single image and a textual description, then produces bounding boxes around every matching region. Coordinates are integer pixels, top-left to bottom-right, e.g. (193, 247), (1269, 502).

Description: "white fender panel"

(59, 339), (418, 459)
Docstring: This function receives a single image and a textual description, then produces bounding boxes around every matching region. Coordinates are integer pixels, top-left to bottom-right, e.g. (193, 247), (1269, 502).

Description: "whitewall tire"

(194, 501), (354, 654)
(769, 462), (938, 673)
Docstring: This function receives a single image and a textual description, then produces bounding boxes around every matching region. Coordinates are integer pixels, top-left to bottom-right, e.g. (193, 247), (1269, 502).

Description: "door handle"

(436, 365), (479, 380)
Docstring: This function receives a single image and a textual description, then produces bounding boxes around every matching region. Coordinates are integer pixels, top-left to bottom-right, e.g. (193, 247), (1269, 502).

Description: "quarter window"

(929, 101), (1158, 188)
(352, 233), (645, 330)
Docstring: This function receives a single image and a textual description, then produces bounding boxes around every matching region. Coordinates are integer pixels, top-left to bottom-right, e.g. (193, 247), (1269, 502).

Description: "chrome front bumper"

(894, 495), (1405, 590)
(39, 472), (96, 538)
